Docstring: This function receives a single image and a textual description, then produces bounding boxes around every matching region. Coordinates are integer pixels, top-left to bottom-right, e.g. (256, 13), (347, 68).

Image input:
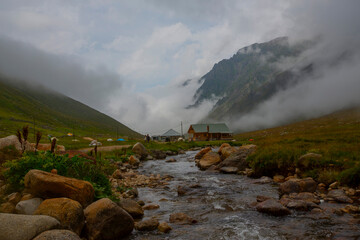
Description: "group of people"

(144, 134), (151, 142)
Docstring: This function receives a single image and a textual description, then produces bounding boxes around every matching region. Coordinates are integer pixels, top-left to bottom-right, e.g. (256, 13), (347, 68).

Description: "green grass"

(235, 107), (360, 186)
(0, 75), (141, 140)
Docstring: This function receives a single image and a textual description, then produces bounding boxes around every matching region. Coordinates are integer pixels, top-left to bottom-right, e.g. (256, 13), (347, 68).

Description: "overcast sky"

(0, 0), (359, 134)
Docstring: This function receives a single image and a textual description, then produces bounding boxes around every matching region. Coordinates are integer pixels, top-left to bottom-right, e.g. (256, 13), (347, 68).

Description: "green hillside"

(0, 74), (141, 140)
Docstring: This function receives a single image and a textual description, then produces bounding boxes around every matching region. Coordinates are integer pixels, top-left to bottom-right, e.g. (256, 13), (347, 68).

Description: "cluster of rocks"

(193, 145), (360, 218)
(194, 143), (256, 174)
(132, 142), (181, 161)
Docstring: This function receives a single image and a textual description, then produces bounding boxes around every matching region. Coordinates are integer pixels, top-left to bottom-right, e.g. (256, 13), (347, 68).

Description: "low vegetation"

(235, 107), (360, 186)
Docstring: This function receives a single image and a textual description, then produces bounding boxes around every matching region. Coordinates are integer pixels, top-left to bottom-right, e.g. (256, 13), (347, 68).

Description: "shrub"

(3, 151), (114, 199)
(317, 170), (340, 185)
(338, 166), (360, 187)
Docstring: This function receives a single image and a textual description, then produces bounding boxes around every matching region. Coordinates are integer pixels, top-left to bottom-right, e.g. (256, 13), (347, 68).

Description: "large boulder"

(198, 152), (221, 170)
(279, 178), (317, 195)
(84, 198), (134, 240)
(128, 155), (140, 166)
(327, 189), (353, 203)
(34, 198), (84, 235)
(297, 153), (322, 169)
(216, 145), (256, 171)
(0, 202), (16, 213)
(150, 150), (167, 160)
(256, 199), (291, 216)
(24, 169), (94, 207)
(33, 230), (81, 240)
(0, 213), (60, 240)
(118, 199), (144, 219)
(132, 142), (148, 160)
(195, 147), (212, 159)
(35, 143), (66, 152)
(0, 135), (34, 151)
(15, 198), (43, 215)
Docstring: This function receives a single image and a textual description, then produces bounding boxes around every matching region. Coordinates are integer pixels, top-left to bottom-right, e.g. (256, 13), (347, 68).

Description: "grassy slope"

(0, 75), (141, 142)
(234, 107), (360, 185)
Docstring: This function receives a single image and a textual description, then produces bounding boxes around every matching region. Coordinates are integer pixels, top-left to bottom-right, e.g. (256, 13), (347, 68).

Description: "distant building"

(187, 123), (232, 141)
(152, 129), (182, 142)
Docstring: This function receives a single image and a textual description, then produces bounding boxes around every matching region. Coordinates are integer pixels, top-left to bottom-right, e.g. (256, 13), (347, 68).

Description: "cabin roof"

(190, 123), (232, 134)
(162, 129), (181, 137)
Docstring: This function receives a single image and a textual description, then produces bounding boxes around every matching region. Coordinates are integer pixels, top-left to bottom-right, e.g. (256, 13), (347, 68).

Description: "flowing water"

(128, 151), (360, 240)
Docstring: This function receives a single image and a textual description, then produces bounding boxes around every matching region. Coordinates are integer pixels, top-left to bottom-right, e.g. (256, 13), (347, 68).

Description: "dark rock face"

(150, 150), (167, 160)
(256, 199), (291, 216)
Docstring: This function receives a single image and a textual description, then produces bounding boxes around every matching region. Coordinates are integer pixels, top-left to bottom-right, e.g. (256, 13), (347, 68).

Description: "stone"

(165, 158), (177, 163)
(290, 192), (320, 204)
(256, 195), (272, 202)
(297, 153), (322, 169)
(0, 202), (16, 213)
(112, 169), (123, 179)
(279, 178), (317, 195)
(24, 169), (94, 207)
(35, 198), (84, 235)
(158, 222), (172, 233)
(135, 218), (159, 231)
(219, 146), (238, 160)
(327, 189), (353, 203)
(216, 145), (256, 171)
(132, 142), (148, 160)
(143, 204), (159, 210)
(169, 212), (197, 225)
(150, 150), (167, 160)
(256, 199), (291, 216)
(20, 193), (35, 201)
(6, 192), (22, 205)
(253, 176), (273, 184)
(195, 147), (212, 159)
(329, 181), (339, 189)
(33, 230), (81, 240)
(84, 198), (134, 240)
(219, 167), (238, 174)
(198, 152), (221, 170)
(285, 200), (320, 211)
(128, 155), (140, 166)
(218, 143), (231, 154)
(0, 213), (60, 240)
(341, 205), (360, 214)
(15, 198), (43, 215)
(273, 175), (285, 183)
(118, 199), (144, 219)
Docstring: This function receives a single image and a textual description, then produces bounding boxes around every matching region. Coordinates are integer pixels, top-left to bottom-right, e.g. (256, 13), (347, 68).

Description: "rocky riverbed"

(125, 148), (360, 240)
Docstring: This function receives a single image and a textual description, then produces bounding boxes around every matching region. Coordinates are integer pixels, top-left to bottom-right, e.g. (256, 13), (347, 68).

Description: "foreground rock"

(84, 198), (134, 240)
(219, 167), (238, 174)
(0, 135), (34, 151)
(198, 152), (221, 170)
(256, 199), (291, 216)
(35, 198), (84, 235)
(169, 212), (197, 225)
(118, 199), (144, 219)
(24, 169), (94, 207)
(216, 145), (256, 171)
(279, 178), (317, 195)
(15, 198), (43, 215)
(219, 146), (238, 160)
(0, 213), (60, 240)
(33, 230), (81, 240)
(135, 218), (159, 231)
(132, 142), (148, 160)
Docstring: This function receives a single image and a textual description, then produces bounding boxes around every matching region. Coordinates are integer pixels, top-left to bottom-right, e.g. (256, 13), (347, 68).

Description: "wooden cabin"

(187, 123), (232, 141)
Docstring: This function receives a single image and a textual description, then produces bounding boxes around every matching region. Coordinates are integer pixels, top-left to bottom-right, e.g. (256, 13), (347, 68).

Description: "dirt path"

(79, 145), (131, 152)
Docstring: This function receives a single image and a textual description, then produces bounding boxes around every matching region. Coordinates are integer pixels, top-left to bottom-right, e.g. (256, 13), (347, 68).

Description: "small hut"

(161, 129), (181, 142)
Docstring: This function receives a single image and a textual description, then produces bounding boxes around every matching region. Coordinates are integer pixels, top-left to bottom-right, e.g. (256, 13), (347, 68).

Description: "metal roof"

(189, 123), (232, 133)
(162, 129), (181, 137)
